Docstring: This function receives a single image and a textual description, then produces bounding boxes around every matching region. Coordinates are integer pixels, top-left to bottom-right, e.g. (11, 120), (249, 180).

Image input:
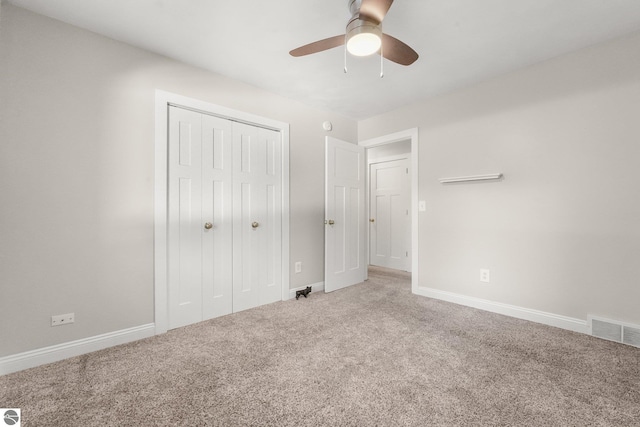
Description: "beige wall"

(360, 32), (640, 324)
(0, 4), (356, 357)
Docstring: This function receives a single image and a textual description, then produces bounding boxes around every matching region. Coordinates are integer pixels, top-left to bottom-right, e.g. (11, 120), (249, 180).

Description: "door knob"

(328, 219), (335, 225)
(251, 221), (260, 229)
(370, 218), (375, 223)
(204, 222), (213, 230)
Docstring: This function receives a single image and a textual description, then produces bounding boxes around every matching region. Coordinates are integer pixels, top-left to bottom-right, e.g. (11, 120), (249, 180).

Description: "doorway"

(360, 129), (418, 292)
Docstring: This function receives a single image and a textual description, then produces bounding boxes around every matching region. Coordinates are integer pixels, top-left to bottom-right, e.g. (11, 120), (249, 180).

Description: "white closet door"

(168, 107), (234, 329)
(201, 114), (234, 319)
(168, 107), (204, 329)
(232, 122), (282, 312)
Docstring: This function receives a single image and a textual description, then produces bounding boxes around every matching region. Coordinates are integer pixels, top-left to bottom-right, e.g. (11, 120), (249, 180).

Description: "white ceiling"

(7, 0), (640, 120)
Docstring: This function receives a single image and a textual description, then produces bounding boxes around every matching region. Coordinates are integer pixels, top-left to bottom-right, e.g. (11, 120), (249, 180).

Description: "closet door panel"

(168, 107), (203, 329)
(233, 125), (259, 312)
(201, 115), (233, 320)
(233, 124), (282, 312)
(261, 128), (282, 305)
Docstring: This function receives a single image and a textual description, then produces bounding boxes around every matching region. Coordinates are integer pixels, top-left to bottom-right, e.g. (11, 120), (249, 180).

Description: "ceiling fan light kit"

(346, 19), (382, 56)
(289, 0), (418, 70)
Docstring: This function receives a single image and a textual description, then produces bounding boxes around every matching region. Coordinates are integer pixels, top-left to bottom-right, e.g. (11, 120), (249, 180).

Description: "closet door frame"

(154, 90), (290, 335)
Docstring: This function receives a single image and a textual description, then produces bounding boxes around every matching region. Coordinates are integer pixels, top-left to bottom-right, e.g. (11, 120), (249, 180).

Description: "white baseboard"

(414, 286), (589, 334)
(0, 323), (155, 376)
(288, 281), (324, 300)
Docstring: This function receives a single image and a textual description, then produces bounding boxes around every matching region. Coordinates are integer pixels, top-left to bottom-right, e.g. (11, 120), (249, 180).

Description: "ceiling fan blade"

(359, 0), (394, 23)
(381, 34), (418, 66)
(289, 35), (345, 57)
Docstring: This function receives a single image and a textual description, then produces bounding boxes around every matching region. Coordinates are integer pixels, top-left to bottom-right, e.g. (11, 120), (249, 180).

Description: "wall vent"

(591, 319), (622, 342)
(589, 316), (640, 349)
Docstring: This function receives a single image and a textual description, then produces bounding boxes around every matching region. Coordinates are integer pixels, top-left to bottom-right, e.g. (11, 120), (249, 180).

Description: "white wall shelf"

(438, 173), (503, 184)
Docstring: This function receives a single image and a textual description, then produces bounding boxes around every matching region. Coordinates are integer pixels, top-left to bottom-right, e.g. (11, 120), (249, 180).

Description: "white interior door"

(233, 122), (282, 312)
(168, 107), (233, 329)
(168, 107), (203, 329)
(325, 137), (366, 292)
(369, 158), (411, 271)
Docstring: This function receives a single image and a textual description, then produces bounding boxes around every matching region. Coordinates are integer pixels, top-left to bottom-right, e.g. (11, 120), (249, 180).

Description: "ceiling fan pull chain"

(380, 39), (384, 78)
(344, 34), (348, 73)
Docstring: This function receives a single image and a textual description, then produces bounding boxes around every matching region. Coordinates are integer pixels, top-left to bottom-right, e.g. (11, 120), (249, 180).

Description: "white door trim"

(154, 90), (290, 335)
(359, 128), (419, 294)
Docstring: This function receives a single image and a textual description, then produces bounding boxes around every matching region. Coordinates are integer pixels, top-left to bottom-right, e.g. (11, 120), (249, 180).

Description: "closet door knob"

(204, 222), (213, 230)
(328, 220), (335, 225)
(251, 222), (259, 229)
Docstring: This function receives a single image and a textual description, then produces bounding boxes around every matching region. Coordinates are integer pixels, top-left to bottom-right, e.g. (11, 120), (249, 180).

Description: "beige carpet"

(1, 266), (639, 426)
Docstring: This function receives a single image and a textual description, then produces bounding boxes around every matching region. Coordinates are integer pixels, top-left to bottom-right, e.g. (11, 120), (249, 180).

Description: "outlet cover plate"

(51, 313), (75, 326)
(480, 269), (490, 283)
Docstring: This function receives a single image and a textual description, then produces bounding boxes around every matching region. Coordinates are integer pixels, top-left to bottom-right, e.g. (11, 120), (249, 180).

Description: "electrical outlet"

(51, 313), (75, 326)
(480, 269), (490, 283)
(295, 262), (302, 274)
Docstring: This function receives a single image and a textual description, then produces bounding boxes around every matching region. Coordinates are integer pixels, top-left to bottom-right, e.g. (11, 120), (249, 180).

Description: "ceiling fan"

(289, 0), (419, 66)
